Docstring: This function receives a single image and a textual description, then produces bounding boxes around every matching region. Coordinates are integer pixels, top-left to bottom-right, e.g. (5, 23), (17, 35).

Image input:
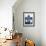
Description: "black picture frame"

(23, 12), (35, 27)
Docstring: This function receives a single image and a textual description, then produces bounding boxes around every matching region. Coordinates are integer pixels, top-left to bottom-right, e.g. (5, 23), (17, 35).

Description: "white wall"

(0, 0), (16, 30)
(41, 0), (46, 46)
(13, 0), (41, 46)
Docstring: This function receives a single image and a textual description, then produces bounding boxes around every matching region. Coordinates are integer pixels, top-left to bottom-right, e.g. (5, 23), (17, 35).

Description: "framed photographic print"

(23, 12), (35, 27)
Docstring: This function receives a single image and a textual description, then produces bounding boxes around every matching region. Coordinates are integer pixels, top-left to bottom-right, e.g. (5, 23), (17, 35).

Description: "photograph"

(23, 12), (35, 27)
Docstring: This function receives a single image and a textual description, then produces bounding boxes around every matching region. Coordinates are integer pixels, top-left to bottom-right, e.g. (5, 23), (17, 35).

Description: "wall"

(41, 0), (46, 46)
(0, 0), (16, 30)
(13, 0), (41, 46)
